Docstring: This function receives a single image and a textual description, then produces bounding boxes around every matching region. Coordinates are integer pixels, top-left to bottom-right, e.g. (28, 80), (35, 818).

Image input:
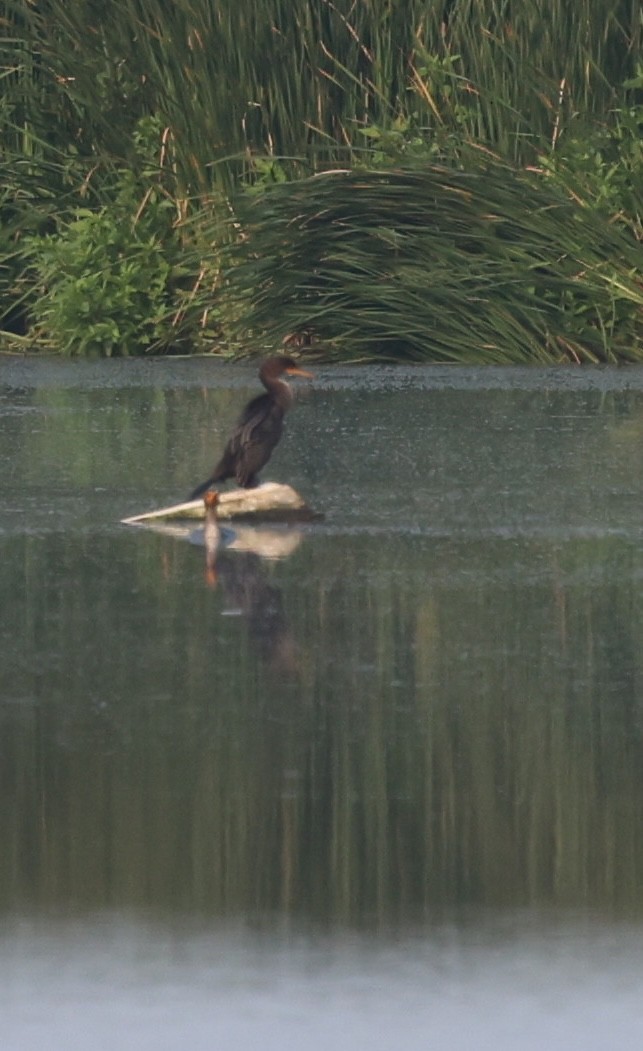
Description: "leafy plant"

(538, 70), (643, 240)
(28, 210), (170, 356)
(24, 119), (198, 356)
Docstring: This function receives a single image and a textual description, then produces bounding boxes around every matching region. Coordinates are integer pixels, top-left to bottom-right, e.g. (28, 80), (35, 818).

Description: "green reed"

(4, 0), (638, 188)
(1, 0), (641, 357)
(222, 160), (643, 363)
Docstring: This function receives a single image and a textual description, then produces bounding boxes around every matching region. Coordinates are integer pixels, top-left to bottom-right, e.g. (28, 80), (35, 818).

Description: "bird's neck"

(263, 375), (293, 409)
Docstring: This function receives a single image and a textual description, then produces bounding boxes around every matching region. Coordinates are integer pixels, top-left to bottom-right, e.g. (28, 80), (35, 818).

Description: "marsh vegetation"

(2, 1), (641, 360)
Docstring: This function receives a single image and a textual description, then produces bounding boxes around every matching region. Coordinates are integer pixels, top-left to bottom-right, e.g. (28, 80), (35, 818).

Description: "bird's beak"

(286, 366), (314, 379)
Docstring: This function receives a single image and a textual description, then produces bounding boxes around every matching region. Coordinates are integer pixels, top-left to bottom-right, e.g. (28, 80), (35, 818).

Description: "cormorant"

(189, 355), (313, 498)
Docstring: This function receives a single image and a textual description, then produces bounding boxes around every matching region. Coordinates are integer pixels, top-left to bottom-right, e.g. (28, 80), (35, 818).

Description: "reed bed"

(223, 159), (643, 363)
(1, 0), (641, 358)
(14, 0), (638, 174)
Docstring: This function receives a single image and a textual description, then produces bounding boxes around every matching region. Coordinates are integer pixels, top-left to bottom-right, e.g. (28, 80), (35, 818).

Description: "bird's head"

(203, 489), (220, 511)
(262, 355), (314, 382)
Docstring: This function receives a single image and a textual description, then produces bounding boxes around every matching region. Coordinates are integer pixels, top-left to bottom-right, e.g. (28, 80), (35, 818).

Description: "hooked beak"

(285, 366), (314, 379)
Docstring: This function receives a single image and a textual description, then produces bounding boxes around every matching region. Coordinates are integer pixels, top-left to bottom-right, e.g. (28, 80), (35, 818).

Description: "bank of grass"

(221, 155), (643, 365)
(0, 0), (641, 360)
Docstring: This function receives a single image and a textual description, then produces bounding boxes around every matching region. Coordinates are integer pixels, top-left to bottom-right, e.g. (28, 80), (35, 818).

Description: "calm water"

(1, 357), (642, 1049)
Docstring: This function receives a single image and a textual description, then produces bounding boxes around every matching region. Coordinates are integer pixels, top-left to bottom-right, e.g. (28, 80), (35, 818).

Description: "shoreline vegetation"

(1, 0), (641, 363)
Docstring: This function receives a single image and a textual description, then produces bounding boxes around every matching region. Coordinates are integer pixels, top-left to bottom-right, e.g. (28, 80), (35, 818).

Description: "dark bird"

(189, 355), (313, 499)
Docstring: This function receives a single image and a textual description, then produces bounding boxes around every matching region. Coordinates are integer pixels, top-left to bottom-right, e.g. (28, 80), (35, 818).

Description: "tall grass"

(9, 0), (640, 182)
(1, 0), (641, 357)
(222, 159), (643, 363)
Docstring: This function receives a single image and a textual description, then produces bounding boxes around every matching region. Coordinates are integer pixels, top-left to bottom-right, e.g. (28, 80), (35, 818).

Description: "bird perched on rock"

(189, 355), (313, 498)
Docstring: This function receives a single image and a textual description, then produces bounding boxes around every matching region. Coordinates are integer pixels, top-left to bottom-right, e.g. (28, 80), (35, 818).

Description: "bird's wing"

(234, 396), (285, 484)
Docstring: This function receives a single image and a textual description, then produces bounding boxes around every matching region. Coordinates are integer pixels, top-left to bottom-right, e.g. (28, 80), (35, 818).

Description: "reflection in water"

(200, 488), (298, 671)
(1, 363), (643, 934)
(1, 530), (642, 923)
(2, 362), (643, 1050)
(202, 489), (221, 588)
(214, 552), (297, 674)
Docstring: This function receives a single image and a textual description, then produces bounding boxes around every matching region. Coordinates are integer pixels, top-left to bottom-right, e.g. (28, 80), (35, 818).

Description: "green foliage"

(28, 207), (172, 356)
(539, 71), (643, 240)
(7, 0), (641, 186)
(222, 159), (643, 364)
(22, 118), (213, 356)
(1, 0), (642, 359)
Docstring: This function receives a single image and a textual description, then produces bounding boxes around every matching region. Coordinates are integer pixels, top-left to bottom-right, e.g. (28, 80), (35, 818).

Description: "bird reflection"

(202, 489), (297, 674)
(203, 489), (221, 588)
(190, 355), (313, 498)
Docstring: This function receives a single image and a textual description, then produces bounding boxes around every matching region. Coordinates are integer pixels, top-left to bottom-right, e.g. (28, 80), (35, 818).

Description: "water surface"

(1, 357), (642, 1048)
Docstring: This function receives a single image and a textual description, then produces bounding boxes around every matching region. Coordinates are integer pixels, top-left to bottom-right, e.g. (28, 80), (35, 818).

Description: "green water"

(1, 358), (642, 1048)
